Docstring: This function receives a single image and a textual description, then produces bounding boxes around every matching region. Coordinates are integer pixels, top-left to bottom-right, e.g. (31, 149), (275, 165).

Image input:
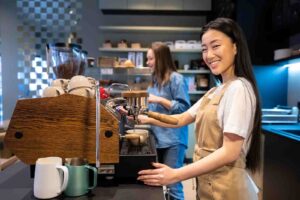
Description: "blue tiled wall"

(254, 64), (288, 108)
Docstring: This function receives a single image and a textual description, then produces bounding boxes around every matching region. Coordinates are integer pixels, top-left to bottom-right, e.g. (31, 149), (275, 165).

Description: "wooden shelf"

(99, 48), (148, 52)
(99, 67), (152, 76)
(178, 69), (210, 74)
(99, 47), (201, 53)
(99, 26), (202, 33)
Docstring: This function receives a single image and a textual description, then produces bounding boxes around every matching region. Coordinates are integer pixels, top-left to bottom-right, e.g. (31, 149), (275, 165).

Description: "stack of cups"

(67, 75), (95, 97)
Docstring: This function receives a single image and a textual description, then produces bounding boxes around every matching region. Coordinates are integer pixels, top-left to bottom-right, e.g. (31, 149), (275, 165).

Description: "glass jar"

(79, 50), (87, 75)
(46, 43), (81, 79)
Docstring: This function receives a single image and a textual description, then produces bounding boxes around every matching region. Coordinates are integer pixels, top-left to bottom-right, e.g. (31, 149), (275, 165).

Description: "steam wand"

(95, 81), (101, 172)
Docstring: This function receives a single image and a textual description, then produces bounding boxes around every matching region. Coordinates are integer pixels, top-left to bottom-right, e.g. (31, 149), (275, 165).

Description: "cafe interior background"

(0, 0), (299, 199)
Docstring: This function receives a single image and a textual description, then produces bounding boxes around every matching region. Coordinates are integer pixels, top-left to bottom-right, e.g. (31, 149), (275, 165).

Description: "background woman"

(146, 43), (190, 200)
(137, 18), (262, 200)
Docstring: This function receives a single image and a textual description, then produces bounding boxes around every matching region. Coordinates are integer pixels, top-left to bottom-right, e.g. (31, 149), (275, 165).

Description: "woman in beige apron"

(137, 17), (261, 200)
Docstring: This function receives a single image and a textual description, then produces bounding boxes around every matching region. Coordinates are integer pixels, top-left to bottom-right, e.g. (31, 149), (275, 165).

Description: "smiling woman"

(137, 18), (262, 200)
(201, 29), (237, 80)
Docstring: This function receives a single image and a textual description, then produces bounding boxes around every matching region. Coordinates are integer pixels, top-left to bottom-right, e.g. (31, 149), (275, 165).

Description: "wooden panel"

(155, 0), (183, 10)
(4, 94), (119, 164)
(183, 0), (211, 11)
(99, 0), (127, 9)
(127, 0), (155, 10)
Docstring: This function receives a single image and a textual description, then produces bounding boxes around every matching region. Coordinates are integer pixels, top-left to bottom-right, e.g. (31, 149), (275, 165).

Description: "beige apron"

(193, 82), (257, 200)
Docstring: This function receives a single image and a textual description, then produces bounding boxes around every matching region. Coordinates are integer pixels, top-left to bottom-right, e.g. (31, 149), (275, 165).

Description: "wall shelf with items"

(98, 24), (210, 93)
(99, 48), (148, 52)
(178, 69), (212, 104)
(99, 0), (212, 13)
(99, 47), (201, 53)
(99, 26), (202, 33)
(99, 66), (151, 76)
(98, 25), (203, 68)
(98, 67), (152, 90)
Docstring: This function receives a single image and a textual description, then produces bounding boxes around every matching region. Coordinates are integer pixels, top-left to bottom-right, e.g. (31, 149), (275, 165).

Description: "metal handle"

(95, 81), (101, 171)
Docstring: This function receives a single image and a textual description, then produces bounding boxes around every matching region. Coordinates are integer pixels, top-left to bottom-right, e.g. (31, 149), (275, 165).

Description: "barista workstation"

(0, 162), (164, 200)
(0, 40), (182, 199)
(2, 69), (176, 199)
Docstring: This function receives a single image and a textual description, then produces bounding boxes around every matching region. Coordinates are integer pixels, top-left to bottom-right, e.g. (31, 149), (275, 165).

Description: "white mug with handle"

(34, 157), (69, 199)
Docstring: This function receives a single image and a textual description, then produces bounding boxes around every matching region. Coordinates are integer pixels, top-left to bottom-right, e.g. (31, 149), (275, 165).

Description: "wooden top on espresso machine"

(121, 90), (148, 98)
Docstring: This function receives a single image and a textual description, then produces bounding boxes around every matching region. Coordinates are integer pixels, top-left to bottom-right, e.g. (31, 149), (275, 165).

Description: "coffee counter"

(0, 162), (165, 200)
(262, 123), (300, 200)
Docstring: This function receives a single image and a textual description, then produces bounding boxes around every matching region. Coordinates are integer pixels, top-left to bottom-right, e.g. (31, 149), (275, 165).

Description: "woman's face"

(201, 29), (237, 80)
(146, 49), (155, 72)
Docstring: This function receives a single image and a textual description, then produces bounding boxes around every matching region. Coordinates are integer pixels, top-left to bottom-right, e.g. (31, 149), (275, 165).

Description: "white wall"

(0, 0), (19, 121)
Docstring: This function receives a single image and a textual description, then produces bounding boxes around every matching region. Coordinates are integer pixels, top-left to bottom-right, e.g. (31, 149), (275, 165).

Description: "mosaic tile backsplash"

(16, 0), (83, 98)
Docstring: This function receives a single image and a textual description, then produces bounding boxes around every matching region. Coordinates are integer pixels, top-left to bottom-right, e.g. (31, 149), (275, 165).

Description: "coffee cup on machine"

(51, 79), (69, 90)
(64, 157), (97, 197)
(67, 75), (92, 91)
(125, 129), (149, 146)
(67, 75), (94, 97)
(68, 87), (95, 98)
(42, 86), (65, 97)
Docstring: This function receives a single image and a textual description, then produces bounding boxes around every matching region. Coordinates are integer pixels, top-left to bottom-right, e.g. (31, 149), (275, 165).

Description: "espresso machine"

(99, 89), (178, 183)
(4, 84), (178, 185)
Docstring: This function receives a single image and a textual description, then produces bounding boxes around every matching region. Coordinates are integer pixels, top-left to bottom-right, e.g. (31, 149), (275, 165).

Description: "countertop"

(0, 162), (165, 200)
(262, 123), (300, 141)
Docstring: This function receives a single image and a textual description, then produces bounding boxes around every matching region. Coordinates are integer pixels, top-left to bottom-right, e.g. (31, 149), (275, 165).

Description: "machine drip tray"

(116, 134), (157, 180)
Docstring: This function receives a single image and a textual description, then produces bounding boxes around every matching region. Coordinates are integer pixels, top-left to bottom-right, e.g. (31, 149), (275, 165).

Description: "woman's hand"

(137, 114), (151, 124)
(148, 94), (162, 104)
(116, 106), (128, 115)
(148, 94), (172, 110)
(137, 163), (179, 186)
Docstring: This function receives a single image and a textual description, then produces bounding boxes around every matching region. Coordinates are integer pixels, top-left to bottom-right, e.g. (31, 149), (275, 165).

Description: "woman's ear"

(233, 43), (237, 55)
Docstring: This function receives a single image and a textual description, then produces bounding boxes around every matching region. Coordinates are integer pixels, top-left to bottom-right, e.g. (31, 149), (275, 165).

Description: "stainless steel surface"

(262, 106), (299, 124)
(96, 81), (101, 171)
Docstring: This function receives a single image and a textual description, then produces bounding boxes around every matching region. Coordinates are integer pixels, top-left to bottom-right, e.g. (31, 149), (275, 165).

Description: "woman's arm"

(137, 132), (244, 186)
(138, 111), (195, 128)
(148, 73), (190, 113)
(148, 94), (172, 110)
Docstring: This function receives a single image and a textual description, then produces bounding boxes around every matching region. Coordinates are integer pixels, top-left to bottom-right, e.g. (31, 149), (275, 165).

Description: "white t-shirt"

(187, 78), (256, 154)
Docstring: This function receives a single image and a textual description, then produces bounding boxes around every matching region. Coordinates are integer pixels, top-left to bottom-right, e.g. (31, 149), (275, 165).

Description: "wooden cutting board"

(4, 94), (119, 164)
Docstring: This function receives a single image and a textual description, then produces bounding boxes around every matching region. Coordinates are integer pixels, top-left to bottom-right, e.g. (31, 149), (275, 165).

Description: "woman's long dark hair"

(200, 18), (262, 172)
(150, 43), (177, 90)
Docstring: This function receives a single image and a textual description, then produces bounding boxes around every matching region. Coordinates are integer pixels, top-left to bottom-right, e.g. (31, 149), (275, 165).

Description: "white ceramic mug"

(42, 86), (65, 97)
(69, 87), (95, 98)
(86, 77), (97, 86)
(184, 64), (190, 71)
(51, 79), (70, 89)
(34, 157), (69, 199)
(67, 75), (92, 91)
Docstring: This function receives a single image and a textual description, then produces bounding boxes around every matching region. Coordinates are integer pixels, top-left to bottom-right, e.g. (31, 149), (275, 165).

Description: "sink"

(280, 129), (300, 136)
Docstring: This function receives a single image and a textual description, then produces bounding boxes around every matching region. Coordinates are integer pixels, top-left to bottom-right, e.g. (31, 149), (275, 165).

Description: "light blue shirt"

(148, 72), (190, 148)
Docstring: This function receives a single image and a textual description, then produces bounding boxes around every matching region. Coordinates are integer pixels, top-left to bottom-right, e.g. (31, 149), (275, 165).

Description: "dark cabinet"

(263, 130), (300, 200)
(237, 0), (300, 65)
